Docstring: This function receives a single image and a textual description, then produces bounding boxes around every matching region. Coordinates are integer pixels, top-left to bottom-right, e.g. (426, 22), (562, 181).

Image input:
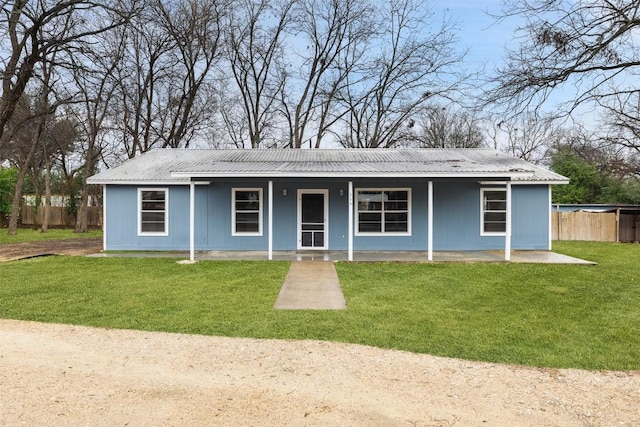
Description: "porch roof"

(87, 148), (569, 185)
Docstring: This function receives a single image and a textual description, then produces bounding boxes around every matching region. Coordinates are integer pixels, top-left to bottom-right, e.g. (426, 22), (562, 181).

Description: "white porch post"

(505, 182), (512, 261)
(189, 181), (195, 262)
(102, 185), (107, 252)
(428, 180), (433, 261)
(548, 184), (553, 250)
(268, 180), (273, 260)
(348, 181), (353, 261)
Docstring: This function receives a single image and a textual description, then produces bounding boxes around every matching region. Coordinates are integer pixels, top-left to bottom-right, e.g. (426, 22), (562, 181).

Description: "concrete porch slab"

(194, 250), (595, 264)
(90, 250), (595, 264)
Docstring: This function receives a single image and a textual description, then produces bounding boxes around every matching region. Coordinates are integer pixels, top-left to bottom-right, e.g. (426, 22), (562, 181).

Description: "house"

(87, 148), (569, 261)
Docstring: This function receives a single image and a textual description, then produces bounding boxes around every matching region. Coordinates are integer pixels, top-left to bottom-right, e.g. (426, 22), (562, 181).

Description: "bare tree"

(223, 0), (292, 149)
(70, 27), (125, 232)
(415, 105), (486, 148)
(339, 0), (465, 148)
(486, 0), (640, 121)
(155, 0), (226, 148)
(490, 114), (562, 164)
(282, 0), (376, 148)
(111, 0), (226, 158)
(0, 0), (135, 145)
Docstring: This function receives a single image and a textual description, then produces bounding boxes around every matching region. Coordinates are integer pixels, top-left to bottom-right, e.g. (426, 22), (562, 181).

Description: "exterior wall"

(104, 180), (551, 252)
(511, 185), (550, 250)
(432, 182), (550, 251)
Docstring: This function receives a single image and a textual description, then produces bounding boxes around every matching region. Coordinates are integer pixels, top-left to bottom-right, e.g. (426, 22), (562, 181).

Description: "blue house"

(87, 148), (568, 261)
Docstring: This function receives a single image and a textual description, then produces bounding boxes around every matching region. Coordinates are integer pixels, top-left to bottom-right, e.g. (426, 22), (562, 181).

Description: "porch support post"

(348, 181), (353, 261)
(428, 180), (433, 261)
(548, 184), (553, 250)
(189, 181), (195, 262)
(102, 185), (107, 252)
(505, 181), (512, 261)
(268, 180), (273, 260)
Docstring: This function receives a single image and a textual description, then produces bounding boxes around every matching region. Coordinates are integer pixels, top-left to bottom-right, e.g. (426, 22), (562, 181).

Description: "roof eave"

(86, 179), (190, 186)
(169, 171), (536, 179)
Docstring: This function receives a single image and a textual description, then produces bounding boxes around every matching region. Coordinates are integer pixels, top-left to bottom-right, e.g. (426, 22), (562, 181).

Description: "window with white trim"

(138, 188), (168, 236)
(481, 188), (506, 234)
(232, 188), (262, 235)
(356, 189), (411, 234)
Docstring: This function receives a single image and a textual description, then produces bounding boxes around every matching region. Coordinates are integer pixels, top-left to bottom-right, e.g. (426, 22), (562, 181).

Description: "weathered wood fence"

(20, 205), (101, 227)
(552, 211), (637, 242)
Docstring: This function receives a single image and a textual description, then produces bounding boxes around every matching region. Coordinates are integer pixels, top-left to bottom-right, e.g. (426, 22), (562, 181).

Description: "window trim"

(232, 187), (263, 236)
(138, 187), (169, 236)
(480, 187), (507, 236)
(355, 188), (412, 236)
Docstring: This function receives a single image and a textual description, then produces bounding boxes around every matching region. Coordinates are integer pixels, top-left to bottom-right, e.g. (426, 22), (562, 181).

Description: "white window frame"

(480, 187), (507, 236)
(138, 188), (169, 236)
(232, 188), (263, 236)
(355, 188), (412, 236)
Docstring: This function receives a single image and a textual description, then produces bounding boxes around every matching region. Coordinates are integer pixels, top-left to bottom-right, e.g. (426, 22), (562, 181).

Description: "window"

(138, 188), (168, 236)
(232, 188), (262, 235)
(356, 189), (410, 235)
(481, 188), (506, 235)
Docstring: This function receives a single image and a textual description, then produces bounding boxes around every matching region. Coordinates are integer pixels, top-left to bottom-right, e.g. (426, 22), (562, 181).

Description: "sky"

(438, 0), (519, 74)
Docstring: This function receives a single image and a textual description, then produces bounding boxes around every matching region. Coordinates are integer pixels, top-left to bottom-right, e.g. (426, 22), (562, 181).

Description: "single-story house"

(87, 148), (569, 261)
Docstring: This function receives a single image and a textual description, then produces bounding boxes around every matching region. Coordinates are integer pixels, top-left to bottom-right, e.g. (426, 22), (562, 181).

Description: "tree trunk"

(75, 146), (94, 233)
(7, 115), (45, 235)
(41, 155), (52, 233)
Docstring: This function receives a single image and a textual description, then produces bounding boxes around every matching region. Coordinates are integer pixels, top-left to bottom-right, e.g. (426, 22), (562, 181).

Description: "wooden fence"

(551, 211), (617, 242)
(20, 205), (102, 227)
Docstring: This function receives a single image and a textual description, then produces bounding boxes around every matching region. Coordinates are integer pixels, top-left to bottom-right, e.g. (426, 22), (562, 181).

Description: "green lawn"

(0, 241), (638, 371)
(0, 228), (102, 244)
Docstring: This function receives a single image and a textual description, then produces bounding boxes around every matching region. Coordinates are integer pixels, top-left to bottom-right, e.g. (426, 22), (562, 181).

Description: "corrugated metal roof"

(87, 148), (569, 184)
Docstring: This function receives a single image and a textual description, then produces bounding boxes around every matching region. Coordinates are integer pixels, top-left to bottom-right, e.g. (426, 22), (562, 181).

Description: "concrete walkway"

(274, 261), (347, 310)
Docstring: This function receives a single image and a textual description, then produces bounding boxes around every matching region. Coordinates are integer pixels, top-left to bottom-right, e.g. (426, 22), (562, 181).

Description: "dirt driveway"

(1, 240), (639, 425)
(0, 237), (102, 261)
(1, 320), (639, 426)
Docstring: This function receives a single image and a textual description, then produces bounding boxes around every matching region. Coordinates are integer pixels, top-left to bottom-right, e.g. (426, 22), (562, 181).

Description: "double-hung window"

(356, 189), (410, 235)
(138, 188), (168, 236)
(232, 188), (262, 235)
(481, 188), (507, 235)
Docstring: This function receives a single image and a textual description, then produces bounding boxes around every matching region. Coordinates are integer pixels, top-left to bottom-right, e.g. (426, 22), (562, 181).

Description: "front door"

(298, 190), (328, 249)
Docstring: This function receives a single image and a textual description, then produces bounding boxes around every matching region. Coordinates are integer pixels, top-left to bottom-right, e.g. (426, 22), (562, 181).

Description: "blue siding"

(512, 185), (550, 250)
(104, 180), (551, 252)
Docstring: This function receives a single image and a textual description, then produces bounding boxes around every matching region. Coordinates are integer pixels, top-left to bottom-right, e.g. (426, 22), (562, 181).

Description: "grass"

(0, 240), (638, 371)
(0, 228), (102, 244)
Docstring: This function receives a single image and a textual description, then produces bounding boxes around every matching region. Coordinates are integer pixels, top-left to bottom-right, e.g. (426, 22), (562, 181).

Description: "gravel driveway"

(1, 319), (638, 426)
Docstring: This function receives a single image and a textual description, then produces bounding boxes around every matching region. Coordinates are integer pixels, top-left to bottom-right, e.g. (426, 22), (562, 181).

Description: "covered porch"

(90, 249), (595, 264)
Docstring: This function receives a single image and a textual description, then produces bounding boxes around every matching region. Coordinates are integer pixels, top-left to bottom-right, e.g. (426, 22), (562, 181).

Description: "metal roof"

(87, 148), (569, 184)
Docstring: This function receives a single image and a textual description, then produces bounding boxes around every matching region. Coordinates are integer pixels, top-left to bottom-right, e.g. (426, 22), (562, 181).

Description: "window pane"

(484, 212), (506, 232)
(234, 190), (261, 233)
(386, 191), (407, 201)
(140, 190), (166, 234)
(358, 191), (383, 211)
(141, 222), (165, 232)
(357, 190), (410, 234)
(142, 190), (165, 201)
(358, 211), (382, 232)
(485, 191), (505, 201)
(482, 189), (506, 233)
(235, 191), (260, 210)
(384, 201), (408, 211)
(486, 200), (506, 211)
(142, 212), (165, 222)
(484, 221), (506, 232)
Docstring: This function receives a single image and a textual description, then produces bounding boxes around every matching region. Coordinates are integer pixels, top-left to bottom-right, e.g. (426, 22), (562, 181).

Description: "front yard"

(0, 240), (637, 370)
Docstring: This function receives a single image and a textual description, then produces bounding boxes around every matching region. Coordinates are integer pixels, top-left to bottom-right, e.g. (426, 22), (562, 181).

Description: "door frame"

(297, 189), (329, 250)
